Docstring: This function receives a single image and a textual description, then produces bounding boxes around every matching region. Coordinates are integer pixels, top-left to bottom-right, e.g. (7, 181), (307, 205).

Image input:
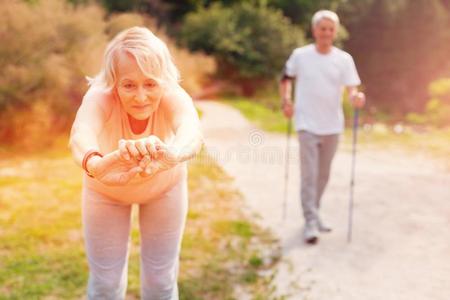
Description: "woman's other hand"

(87, 150), (143, 186)
(139, 143), (179, 178)
(118, 135), (164, 161)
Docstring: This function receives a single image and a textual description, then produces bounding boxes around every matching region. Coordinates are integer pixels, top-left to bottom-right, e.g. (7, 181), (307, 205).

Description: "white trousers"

(81, 180), (188, 300)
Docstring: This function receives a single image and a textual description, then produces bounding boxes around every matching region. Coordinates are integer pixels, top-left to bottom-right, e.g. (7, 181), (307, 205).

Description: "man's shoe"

(317, 217), (332, 233)
(303, 221), (319, 244)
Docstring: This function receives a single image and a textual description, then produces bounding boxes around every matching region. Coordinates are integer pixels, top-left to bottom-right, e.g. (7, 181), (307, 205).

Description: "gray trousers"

(298, 130), (339, 224)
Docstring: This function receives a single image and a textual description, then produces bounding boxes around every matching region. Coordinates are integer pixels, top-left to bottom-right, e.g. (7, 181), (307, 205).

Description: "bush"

(429, 78), (450, 104)
(0, 0), (107, 146)
(0, 1), (215, 148)
(179, 3), (304, 94)
(406, 78), (450, 127)
(424, 98), (450, 127)
(405, 112), (428, 126)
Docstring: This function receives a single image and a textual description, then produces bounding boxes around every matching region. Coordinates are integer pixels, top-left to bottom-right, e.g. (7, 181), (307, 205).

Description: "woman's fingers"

(138, 155), (151, 169)
(145, 138), (158, 158)
(126, 140), (141, 160)
(135, 140), (149, 157)
(118, 166), (142, 184)
(139, 161), (156, 178)
(119, 139), (130, 161)
(145, 142), (157, 158)
(145, 162), (155, 175)
(119, 137), (167, 162)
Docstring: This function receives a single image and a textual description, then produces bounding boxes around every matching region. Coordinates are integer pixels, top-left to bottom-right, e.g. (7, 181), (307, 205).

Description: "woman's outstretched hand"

(87, 137), (180, 184)
(139, 142), (180, 178)
(117, 136), (180, 178)
(87, 150), (143, 186)
(118, 136), (164, 161)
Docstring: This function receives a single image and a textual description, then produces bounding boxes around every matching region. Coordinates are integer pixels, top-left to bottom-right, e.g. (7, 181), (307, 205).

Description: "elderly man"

(280, 10), (365, 244)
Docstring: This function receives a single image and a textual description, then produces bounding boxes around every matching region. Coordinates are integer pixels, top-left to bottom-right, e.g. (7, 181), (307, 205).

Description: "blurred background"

(0, 0), (449, 299)
(1, 0), (449, 150)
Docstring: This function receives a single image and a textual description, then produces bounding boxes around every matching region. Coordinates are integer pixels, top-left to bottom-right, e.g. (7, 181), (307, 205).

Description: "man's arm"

(280, 76), (294, 104)
(279, 75), (295, 118)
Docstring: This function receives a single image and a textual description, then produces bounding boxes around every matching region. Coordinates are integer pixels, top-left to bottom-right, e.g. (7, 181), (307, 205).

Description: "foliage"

(0, 0), (108, 146)
(225, 97), (450, 168)
(267, 0), (343, 28)
(100, 0), (141, 12)
(341, 0), (450, 113)
(179, 3), (303, 92)
(406, 77), (450, 127)
(0, 0), (214, 148)
(223, 97), (288, 133)
(91, 0), (450, 114)
(429, 77), (450, 103)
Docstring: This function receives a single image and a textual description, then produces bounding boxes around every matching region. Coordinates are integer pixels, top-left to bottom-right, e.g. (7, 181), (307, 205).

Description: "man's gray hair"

(311, 10), (340, 27)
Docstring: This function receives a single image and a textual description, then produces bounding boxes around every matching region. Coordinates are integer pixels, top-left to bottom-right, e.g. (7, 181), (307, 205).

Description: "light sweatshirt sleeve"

(69, 87), (109, 167)
(163, 86), (204, 162)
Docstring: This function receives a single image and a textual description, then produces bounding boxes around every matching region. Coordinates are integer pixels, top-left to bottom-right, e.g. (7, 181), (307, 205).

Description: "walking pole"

(347, 109), (359, 243)
(282, 119), (292, 220)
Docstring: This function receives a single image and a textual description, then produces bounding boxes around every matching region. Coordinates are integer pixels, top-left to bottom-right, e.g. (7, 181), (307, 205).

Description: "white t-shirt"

(284, 44), (361, 134)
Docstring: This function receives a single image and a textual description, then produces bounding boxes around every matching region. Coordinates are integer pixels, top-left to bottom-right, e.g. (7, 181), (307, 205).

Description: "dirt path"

(196, 100), (450, 300)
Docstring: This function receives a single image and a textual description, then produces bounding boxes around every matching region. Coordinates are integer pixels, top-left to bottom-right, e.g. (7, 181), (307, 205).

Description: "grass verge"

(0, 146), (280, 299)
(223, 98), (287, 133)
(223, 98), (450, 167)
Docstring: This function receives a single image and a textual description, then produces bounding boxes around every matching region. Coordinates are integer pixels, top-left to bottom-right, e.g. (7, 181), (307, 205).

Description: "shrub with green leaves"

(429, 78), (450, 104)
(0, 0), (108, 145)
(180, 3), (303, 84)
(406, 77), (450, 127)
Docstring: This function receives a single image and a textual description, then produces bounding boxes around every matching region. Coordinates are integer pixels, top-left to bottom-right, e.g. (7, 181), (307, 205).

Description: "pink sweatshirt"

(84, 95), (186, 204)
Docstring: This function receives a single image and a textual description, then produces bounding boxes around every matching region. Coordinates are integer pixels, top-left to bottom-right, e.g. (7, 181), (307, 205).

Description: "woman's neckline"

(128, 114), (149, 135)
(118, 101), (153, 138)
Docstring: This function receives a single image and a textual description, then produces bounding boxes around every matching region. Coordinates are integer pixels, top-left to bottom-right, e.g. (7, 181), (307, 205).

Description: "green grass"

(0, 146), (280, 299)
(349, 125), (450, 166)
(223, 97), (288, 133)
(223, 97), (450, 166)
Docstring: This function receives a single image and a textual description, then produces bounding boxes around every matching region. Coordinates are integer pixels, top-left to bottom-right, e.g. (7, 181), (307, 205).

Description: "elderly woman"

(69, 27), (203, 299)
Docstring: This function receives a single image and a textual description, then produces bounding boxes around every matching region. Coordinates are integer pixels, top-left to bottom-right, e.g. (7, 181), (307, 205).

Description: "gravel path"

(196, 100), (450, 300)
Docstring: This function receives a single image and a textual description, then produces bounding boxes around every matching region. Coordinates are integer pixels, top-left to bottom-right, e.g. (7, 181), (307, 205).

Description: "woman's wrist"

(86, 155), (102, 177)
(82, 150), (103, 178)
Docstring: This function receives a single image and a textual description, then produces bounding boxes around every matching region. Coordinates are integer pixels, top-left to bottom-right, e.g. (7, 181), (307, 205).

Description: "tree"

(342, 0), (450, 113)
(179, 3), (303, 94)
(267, 0), (343, 28)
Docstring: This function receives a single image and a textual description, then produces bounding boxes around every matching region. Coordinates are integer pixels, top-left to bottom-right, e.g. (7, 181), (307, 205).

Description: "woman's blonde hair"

(89, 26), (180, 89)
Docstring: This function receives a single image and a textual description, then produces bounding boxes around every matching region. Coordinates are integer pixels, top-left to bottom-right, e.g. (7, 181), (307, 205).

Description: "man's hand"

(282, 100), (294, 119)
(350, 91), (366, 109)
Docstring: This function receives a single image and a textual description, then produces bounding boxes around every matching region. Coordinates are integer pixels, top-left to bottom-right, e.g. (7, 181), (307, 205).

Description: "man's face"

(312, 18), (337, 48)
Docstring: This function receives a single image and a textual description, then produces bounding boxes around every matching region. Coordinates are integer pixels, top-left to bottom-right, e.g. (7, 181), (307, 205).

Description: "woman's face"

(115, 51), (164, 121)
